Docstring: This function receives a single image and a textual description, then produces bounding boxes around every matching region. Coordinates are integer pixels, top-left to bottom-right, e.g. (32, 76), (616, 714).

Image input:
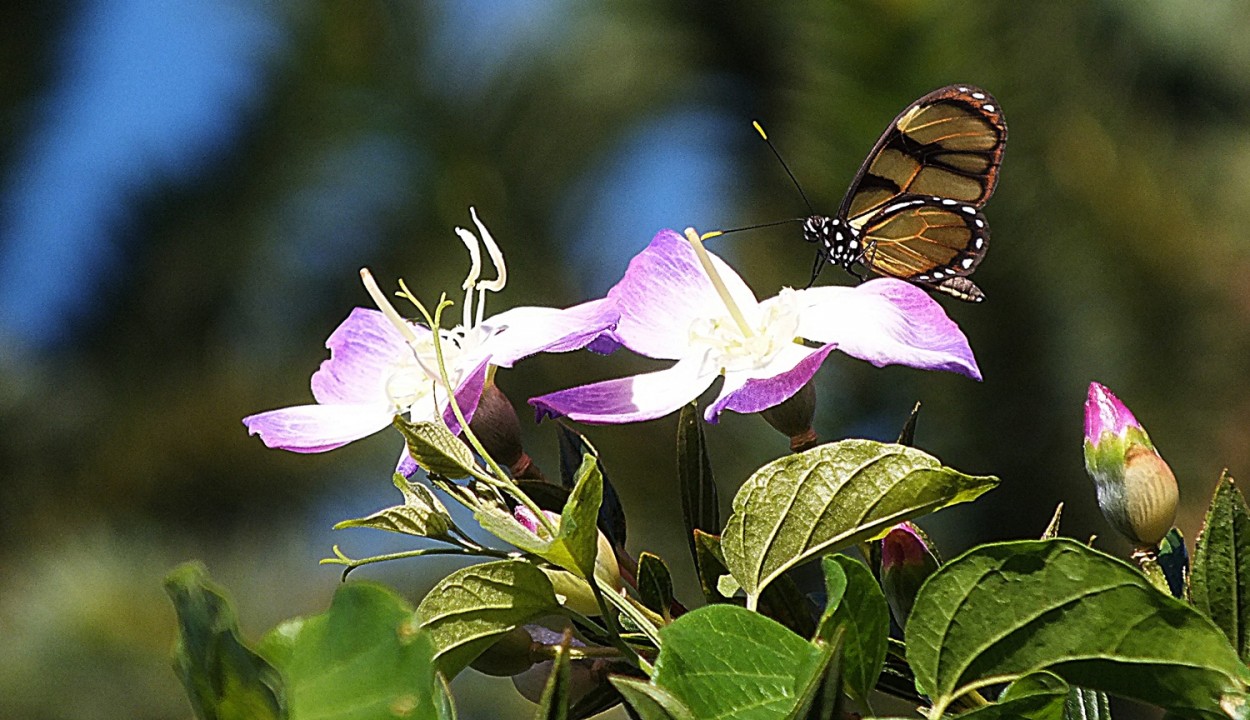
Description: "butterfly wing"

(839, 85), (1006, 231)
(858, 195), (990, 301)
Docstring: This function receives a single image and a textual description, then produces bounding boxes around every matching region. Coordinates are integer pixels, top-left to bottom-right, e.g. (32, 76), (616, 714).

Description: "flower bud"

(469, 625), (537, 677)
(512, 626), (606, 705)
(1083, 382), (1179, 547)
(470, 382), (544, 479)
(880, 522), (940, 626)
(760, 380), (819, 452)
(514, 505), (624, 616)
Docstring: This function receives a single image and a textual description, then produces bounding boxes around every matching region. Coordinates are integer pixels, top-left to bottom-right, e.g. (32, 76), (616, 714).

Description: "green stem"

(320, 544), (515, 580)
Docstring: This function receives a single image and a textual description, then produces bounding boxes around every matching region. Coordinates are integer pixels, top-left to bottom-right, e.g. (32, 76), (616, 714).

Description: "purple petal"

(441, 354), (492, 435)
(608, 230), (758, 360)
(705, 344), (838, 421)
(797, 279), (981, 380)
(242, 402), (393, 453)
(483, 297), (619, 368)
(529, 355), (715, 424)
(396, 449), (419, 478)
(310, 308), (422, 405)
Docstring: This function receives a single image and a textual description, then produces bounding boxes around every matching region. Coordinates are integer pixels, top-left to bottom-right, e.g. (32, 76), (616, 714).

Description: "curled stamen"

(456, 225), (483, 329)
(471, 207), (507, 294)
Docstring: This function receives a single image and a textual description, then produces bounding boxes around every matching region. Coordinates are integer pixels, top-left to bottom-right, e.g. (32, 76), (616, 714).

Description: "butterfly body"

(804, 84), (1006, 302)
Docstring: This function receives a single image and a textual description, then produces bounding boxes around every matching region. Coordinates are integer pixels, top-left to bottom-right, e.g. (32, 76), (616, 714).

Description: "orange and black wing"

(859, 195), (990, 301)
(840, 85), (1006, 231)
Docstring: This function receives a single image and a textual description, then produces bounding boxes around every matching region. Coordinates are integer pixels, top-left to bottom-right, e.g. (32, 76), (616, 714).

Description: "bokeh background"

(4, 1), (1250, 718)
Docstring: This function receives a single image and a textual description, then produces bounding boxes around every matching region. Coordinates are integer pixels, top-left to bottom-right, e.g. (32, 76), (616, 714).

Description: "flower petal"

(441, 353), (491, 435)
(482, 297), (619, 368)
(609, 230), (758, 359)
(705, 344), (837, 421)
(796, 279), (981, 380)
(310, 308), (424, 405)
(529, 354), (716, 424)
(242, 402), (393, 453)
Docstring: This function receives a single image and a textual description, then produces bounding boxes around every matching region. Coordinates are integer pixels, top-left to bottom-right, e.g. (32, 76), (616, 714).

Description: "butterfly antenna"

(701, 217), (804, 241)
(753, 120), (814, 215)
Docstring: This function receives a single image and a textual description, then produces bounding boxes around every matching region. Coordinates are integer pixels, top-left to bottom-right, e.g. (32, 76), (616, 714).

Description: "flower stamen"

(683, 226), (754, 339)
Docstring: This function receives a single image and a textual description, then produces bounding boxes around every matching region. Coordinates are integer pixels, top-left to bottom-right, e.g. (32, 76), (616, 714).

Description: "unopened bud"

(468, 382), (530, 473)
(880, 522), (940, 626)
(514, 505), (623, 616)
(470, 625), (537, 677)
(1083, 382), (1179, 547)
(760, 381), (818, 452)
(512, 626), (606, 704)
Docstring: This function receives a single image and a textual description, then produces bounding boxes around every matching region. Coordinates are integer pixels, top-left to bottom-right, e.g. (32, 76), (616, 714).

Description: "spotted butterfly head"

(802, 215), (859, 268)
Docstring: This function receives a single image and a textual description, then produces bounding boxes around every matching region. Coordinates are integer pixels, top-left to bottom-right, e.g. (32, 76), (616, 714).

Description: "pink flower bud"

(1083, 382), (1178, 547)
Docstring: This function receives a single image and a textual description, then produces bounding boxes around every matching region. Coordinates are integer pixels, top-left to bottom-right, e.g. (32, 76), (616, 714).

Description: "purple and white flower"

(530, 228), (980, 424)
(243, 208), (617, 454)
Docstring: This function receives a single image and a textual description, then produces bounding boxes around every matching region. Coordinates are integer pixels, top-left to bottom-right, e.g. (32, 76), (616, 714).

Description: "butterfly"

(796, 85), (1006, 302)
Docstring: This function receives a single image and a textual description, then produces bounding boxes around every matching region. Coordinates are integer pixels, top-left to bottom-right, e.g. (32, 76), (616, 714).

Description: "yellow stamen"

(682, 227), (754, 339)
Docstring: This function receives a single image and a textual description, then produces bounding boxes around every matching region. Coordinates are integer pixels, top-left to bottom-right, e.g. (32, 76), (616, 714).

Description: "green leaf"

(638, 552), (675, 622)
(415, 559), (560, 676)
(907, 538), (1250, 718)
(1064, 686), (1111, 720)
(756, 572), (818, 639)
(678, 403), (720, 565)
(692, 530), (732, 604)
(164, 562), (284, 720)
(557, 424), (628, 551)
(790, 627), (844, 720)
(722, 439), (998, 600)
(257, 582), (451, 720)
(955, 672), (1069, 720)
(334, 474), (453, 538)
(395, 415), (477, 478)
(1158, 527), (1188, 599)
(814, 555), (887, 702)
(1191, 472), (1250, 662)
(612, 677), (696, 720)
(650, 605), (822, 720)
(534, 633), (573, 720)
(477, 454), (604, 579)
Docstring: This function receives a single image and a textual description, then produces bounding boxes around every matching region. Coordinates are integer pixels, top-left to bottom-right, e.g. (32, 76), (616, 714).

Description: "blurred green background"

(3, 1), (1250, 717)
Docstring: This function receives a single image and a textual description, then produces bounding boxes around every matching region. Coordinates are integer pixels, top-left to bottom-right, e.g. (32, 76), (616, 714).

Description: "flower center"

(688, 290), (800, 373)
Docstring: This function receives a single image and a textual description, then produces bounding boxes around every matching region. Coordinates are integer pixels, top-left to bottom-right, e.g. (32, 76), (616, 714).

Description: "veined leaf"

(257, 582), (451, 720)
(334, 473), (453, 538)
(477, 454), (604, 579)
(814, 555), (887, 702)
(612, 677), (696, 720)
(954, 672), (1069, 720)
(638, 552), (675, 622)
(722, 439), (997, 600)
(649, 605), (823, 720)
(415, 559), (560, 676)
(692, 530), (732, 605)
(678, 403), (720, 564)
(164, 562), (284, 720)
(1191, 472), (1250, 662)
(907, 538), (1250, 718)
(395, 416), (477, 478)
